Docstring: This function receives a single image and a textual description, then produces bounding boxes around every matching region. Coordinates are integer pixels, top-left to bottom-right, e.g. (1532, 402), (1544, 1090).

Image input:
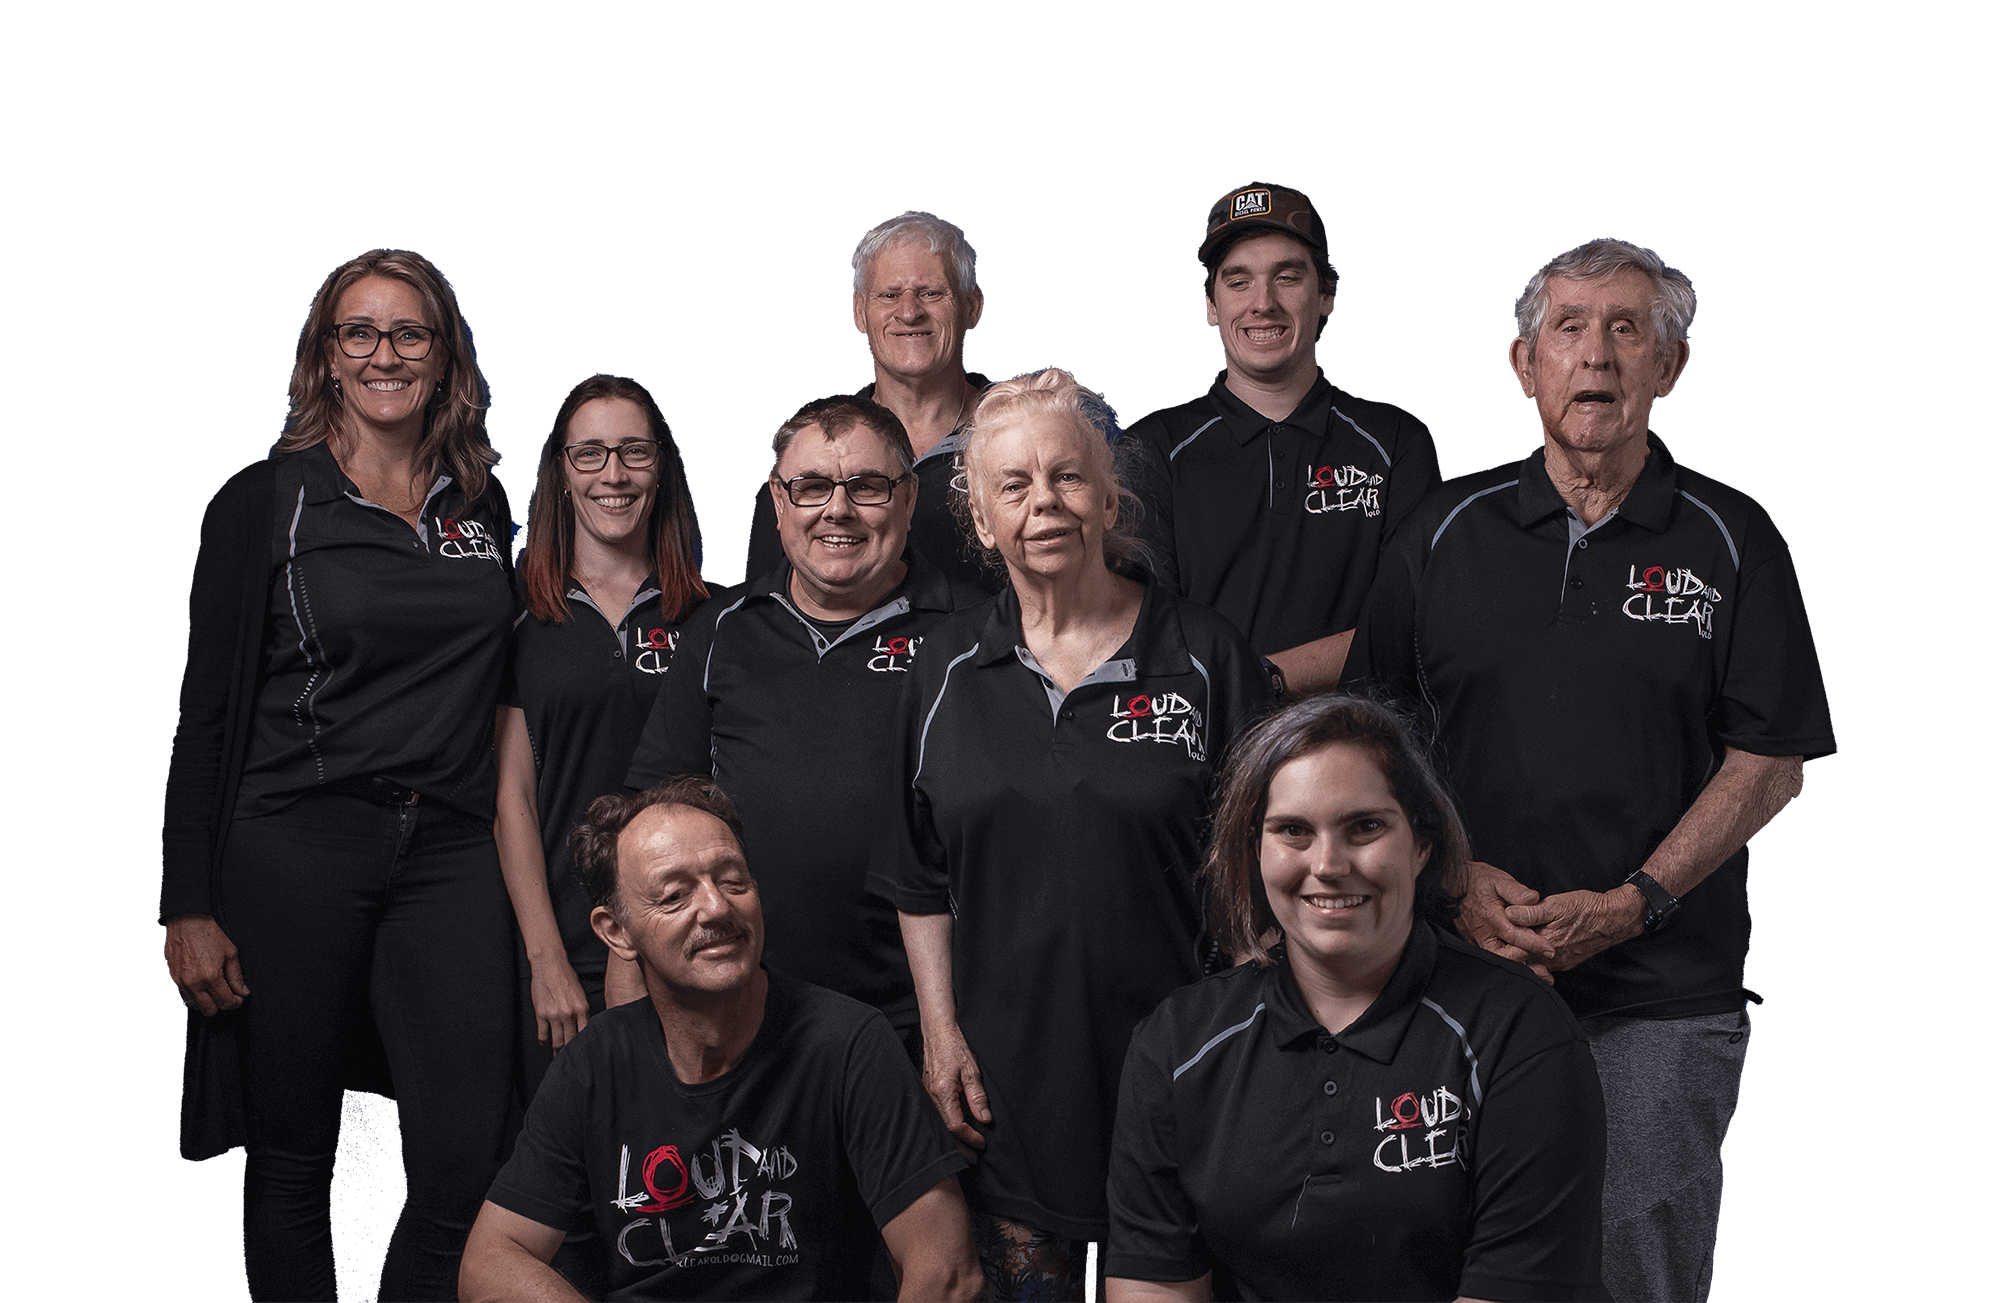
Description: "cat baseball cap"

(1199, 182), (1329, 263)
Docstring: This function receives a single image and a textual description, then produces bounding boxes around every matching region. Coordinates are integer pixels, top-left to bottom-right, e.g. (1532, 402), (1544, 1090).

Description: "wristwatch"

(1623, 869), (1680, 935)
(1259, 656), (1288, 700)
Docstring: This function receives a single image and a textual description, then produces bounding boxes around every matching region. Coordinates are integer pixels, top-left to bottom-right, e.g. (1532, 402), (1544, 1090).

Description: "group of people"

(162, 184), (1835, 1303)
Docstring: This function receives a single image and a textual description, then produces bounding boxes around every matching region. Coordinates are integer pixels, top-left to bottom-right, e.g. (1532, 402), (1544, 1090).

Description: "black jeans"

(221, 790), (516, 1301)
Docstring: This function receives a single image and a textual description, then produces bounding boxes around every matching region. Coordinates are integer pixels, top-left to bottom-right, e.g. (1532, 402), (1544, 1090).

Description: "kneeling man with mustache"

(461, 777), (982, 1302)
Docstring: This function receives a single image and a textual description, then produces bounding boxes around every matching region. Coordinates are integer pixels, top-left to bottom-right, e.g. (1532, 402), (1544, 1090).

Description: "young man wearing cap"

(1126, 182), (1440, 697)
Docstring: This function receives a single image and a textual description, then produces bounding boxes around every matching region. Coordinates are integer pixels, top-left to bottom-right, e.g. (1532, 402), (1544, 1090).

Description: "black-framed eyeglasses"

(563, 440), (662, 472)
(776, 473), (907, 507)
(329, 321), (439, 361)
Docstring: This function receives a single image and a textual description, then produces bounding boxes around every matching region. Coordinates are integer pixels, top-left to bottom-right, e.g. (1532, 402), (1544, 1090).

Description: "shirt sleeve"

(1714, 512), (1836, 760)
(1199, 608), (1275, 764)
(746, 482), (784, 584)
(840, 1010), (969, 1228)
(160, 468), (265, 922)
(1105, 1016), (1212, 1283)
(866, 648), (955, 914)
(1456, 1036), (1607, 1301)
(1339, 507), (1427, 709)
(624, 600), (721, 789)
(482, 1029), (594, 1233)
(1126, 419), (1181, 595)
(1381, 412), (1442, 539)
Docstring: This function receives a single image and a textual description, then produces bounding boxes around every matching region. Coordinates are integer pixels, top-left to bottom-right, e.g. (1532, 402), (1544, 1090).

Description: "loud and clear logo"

(633, 626), (679, 674)
(1107, 691), (1206, 761)
(868, 634), (920, 673)
(436, 516), (500, 561)
(1623, 565), (1721, 639)
(610, 1128), (802, 1270)
(1232, 189), (1272, 219)
(1372, 1085), (1466, 1173)
(1304, 464), (1383, 516)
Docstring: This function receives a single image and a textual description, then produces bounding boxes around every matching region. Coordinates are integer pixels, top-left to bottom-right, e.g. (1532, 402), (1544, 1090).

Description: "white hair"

(851, 211), (978, 296)
(1515, 238), (1696, 363)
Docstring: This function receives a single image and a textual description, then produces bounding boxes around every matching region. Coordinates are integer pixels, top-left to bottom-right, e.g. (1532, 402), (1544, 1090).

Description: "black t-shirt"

(1343, 436), (1837, 1018)
(1126, 370), (1439, 656)
(486, 971), (967, 1301)
(235, 443), (515, 819)
(502, 577), (699, 986)
(870, 579), (1272, 1240)
(625, 554), (988, 1025)
(1108, 923), (1606, 1302)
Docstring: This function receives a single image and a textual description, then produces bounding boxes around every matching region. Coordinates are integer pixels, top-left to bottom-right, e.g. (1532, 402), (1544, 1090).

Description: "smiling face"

(1511, 267), (1690, 463)
(1260, 741), (1430, 993)
(591, 804), (763, 1000)
(561, 396), (659, 557)
(965, 411), (1120, 586)
(1206, 231), (1334, 391)
(770, 422), (915, 617)
(853, 239), (983, 385)
(324, 275), (443, 443)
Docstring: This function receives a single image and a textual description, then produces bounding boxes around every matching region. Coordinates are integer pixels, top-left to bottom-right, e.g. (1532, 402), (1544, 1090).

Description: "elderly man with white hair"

(746, 211), (1003, 592)
(1343, 238), (1836, 1303)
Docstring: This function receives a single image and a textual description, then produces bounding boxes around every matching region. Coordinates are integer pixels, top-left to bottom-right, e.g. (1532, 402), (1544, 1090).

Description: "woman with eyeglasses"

(496, 375), (706, 1097)
(873, 369), (1270, 1299)
(161, 250), (519, 1300)
(1104, 695), (1606, 1302)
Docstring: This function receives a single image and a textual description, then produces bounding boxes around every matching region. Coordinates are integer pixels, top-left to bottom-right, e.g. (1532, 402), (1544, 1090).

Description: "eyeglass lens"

(566, 442), (660, 471)
(334, 323), (436, 361)
(786, 475), (898, 506)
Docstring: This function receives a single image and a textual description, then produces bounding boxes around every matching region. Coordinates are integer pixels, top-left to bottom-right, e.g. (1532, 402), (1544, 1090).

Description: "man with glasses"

(628, 396), (988, 1063)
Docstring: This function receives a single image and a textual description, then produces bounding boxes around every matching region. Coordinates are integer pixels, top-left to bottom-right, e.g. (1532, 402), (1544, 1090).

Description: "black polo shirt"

(1108, 922), (1605, 1302)
(1343, 435), (1837, 1019)
(236, 443), (515, 819)
(744, 375), (1003, 594)
(1126, 370), (1439, 657)
(626, 552), (988, 1030)
(869, 579), (1271, 1240)
(503, 577), (700, 989)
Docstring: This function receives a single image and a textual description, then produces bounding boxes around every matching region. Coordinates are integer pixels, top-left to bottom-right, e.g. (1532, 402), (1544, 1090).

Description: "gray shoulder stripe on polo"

(1328, 402), (1391, 466)
(1188, 652), (1213, 759)
(915, 646), (981, 783)
(1169, 418), (1223, 461)
(1431, 481), (1517, 552)
(703, 595), (751, 692)
(1677, 490), (1740, 571)
(1173, 1003), (1265, 1080)
(1418, 996), (1484, 1106)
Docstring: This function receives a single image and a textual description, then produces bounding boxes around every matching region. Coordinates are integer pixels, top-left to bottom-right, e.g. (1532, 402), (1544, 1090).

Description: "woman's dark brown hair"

(1204, 693), (1469, 966)
(517, 375), (707, 624)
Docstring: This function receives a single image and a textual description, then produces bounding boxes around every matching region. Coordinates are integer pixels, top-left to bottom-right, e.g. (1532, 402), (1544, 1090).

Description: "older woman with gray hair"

(871, 368), (1271, 1299)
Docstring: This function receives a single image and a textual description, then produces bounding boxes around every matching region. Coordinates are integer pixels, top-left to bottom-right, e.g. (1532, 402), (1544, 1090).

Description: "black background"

(148, 165), (1848, 1303)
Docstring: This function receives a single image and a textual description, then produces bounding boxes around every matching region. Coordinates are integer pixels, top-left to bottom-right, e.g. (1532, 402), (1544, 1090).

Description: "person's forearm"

(898, 910), (959, 1039)
(459, 1243), (588, 1303)
(1265, 629), (1354, 699)
(494, 709), (568, 965)
(1639, 749), (1805, 899)
(897, 1247), (984, 1303)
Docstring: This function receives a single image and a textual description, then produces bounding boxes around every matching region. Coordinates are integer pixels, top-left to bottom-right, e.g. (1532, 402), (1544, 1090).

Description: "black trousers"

(220, 790), (516, 1301)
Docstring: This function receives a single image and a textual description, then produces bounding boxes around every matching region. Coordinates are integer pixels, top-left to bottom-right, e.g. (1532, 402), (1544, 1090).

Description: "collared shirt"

(1344, 436), (1837, 1018)
(627, 552), (988, 1023)
(744, 374), (1005, 595)
(504, 576), (699, 985)
(870, 579), (1271, 1240)
(236, 443), (515, 819)
(1127, 370), (1439, 655)
(1108, 923), (1606, 1302)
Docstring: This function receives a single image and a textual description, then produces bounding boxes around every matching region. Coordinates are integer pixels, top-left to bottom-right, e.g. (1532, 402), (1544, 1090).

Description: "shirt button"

(1323, 1080), (1338, 1095)
(1577, 538), (1589, 549)
(1319, 1130), (1336, 1146)
(1060, 707), (1074, 720)
(1316, 1035), (1336, 1054)
(1570, 577), (1584, 589)
(1274, 481), (1286, 491)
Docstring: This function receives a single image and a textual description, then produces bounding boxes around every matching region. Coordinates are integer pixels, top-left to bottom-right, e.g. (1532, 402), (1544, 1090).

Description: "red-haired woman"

(496, 374), (706, 1093)
(161, 250), (518, 1300)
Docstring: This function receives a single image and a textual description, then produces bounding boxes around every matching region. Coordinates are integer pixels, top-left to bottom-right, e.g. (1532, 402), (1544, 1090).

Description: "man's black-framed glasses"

(330, 322), (439, 361)
(564, 441), (663, 472)
(777, 473), (907, 507)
